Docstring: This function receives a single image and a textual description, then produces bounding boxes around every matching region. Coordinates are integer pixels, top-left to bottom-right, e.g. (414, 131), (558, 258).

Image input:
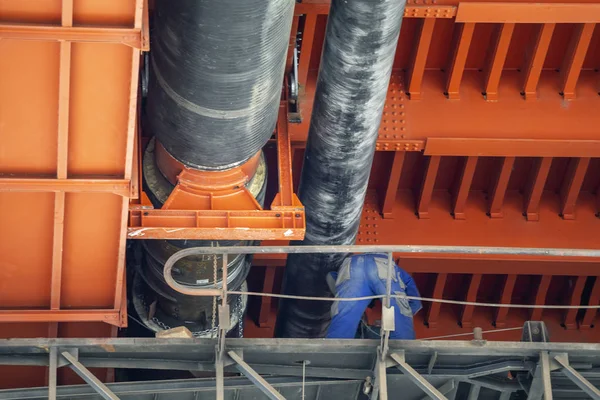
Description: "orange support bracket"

(426, 273), (447, 329)
(417, 156), (441, 219)
(564, 276), (587, 330)
(445, 22), (475, 100)
(406, 18), (436, 100)
(560, 23), (595, 100)
(581, 277), (600, 329)
(258, 266), (278, 328)
(523, 157), (552, 222)
(560, 157), (590, 220)
(483, 23), (515, 101)
(380, 151), (405, 219)
(530, 275), (552, 321)
(493, 274), (517, 328)
(459, 273), (481, 328)
(128, 105), (305, 241)
(522, 23), (555, 100)
(488, 157), (515, 219)
(452, 156), (477, 220)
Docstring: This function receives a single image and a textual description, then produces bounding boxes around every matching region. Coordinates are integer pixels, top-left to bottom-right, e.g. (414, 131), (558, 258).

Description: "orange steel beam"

(560, 157), (590, 220)
(459, 273), (481, 328)
(297, 13), (317, 88)
(524, 157), (552, 222)
(417, 156), (441, 219)
(452, 156), (477, 220)
(381, 151), (405, 219)
(483, 23), (515, 101)
(403, 6), (457, 19)
(274, 106), (295, 207)
(456, 3), (600, 23)
(115, 0), (145, 313)
(425, 138), (600, 158)
(561, 23), (595, 100)
(0, 24), (149, 51)
(488, 157), (515, 219)
(522, 23), (555, 100)
(530, 275), (552, 321)
(295, 2), (330, 15)
(581, 277), (600, 329)
(0, 310), (123, 326)
(445, 22), (475, 100)
(128, 210), (305, 240)
(493, 274), (516, 328)
(406, 18), (435, 100)
(0, 178), (131, 196)
(564, 275), (587, 329)
(294, 2), (457, 18)
(425, 273), (447, 329)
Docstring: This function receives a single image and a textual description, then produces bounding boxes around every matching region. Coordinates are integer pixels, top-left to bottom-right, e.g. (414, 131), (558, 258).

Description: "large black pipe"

(275, 0), (405, 337)
(147, 0), (294, 170)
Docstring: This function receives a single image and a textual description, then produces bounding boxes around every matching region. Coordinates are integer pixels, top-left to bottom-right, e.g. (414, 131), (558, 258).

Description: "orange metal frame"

(128, 105), (306, 241)
(0, 0), (146, 328)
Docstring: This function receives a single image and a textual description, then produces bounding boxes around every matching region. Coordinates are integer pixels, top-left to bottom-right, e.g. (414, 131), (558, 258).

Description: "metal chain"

(237, 294), (244, 338)
(211, 254), (218, 330)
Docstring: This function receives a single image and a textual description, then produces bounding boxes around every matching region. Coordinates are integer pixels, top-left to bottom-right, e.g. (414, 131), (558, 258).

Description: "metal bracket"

(381, 306), (395, 332)
(59, 350), (120, 400)
(527, 351), (553, 400)
(390, 351), (448, 400)
(554, 353), (600, 399)
(227, 350), (285, 400)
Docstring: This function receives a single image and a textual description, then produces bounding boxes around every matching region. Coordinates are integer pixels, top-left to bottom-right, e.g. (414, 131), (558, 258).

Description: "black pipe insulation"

(146, 0), (295, 170)
(275, 0), (406, 338)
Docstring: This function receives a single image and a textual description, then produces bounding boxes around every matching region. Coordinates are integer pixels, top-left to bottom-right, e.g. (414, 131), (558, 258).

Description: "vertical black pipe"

(147, 0), (294, 170)
(276, 0), (405, 337)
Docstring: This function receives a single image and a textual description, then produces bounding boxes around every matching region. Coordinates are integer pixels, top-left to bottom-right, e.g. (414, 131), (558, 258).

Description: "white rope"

(420, 327), (523, 340)
(228, 290), (600, 309)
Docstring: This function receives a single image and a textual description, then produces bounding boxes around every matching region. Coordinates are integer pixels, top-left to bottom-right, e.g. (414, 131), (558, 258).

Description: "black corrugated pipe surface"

(147, 0), (294, 170)
(275, 0), (405, 338)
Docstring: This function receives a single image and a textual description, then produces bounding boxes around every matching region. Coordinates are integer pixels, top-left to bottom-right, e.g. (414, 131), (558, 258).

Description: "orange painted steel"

(0, 0), (144, 388)
(456, 3), (600, 23)
(0, 0), (144, 332)
(270, 0), (600, 337)
(128, 105), (306, 241)
(0, 178), (131, 195)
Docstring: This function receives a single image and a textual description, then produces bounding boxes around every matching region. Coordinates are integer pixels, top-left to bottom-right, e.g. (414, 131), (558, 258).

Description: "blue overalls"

(326, 253), (422, 339)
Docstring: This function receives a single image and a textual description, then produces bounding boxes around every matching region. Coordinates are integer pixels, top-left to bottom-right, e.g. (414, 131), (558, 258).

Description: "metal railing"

(160, 244), (600, 400)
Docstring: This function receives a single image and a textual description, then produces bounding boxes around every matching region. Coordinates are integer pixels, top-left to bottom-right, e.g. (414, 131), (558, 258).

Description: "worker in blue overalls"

(326, 253), (422, 339)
